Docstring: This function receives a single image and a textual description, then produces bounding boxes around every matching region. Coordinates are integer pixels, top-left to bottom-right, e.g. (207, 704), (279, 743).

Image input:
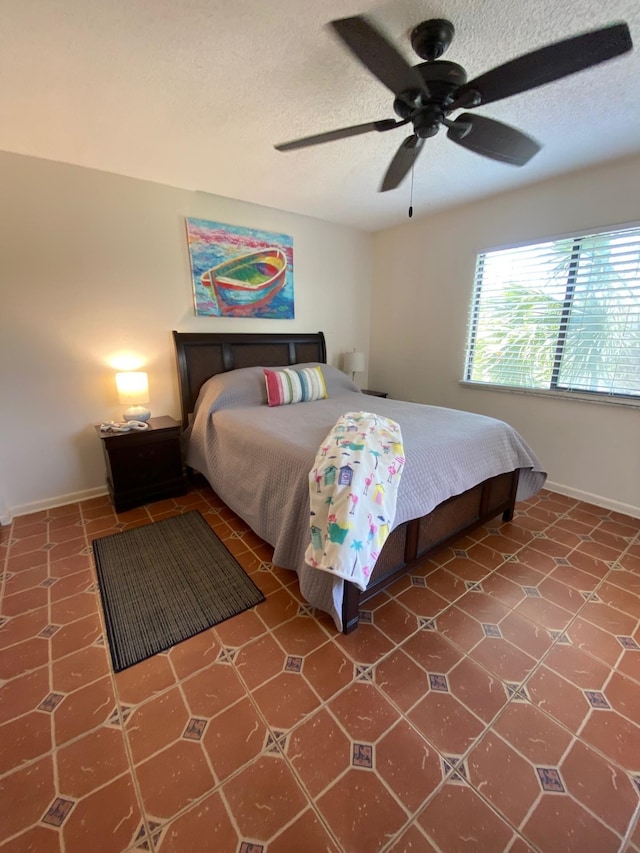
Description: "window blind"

(465, 225), (640, 400)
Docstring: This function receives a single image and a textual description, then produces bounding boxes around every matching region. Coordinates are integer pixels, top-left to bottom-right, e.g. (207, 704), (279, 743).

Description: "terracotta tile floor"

(1, 487), (640, 852)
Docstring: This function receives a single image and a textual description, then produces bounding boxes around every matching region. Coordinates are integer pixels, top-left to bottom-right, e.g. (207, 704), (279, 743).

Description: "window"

(465, 224), (640, 401)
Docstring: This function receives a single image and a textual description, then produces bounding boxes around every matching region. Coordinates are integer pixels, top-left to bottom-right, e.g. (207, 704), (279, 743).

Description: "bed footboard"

(341, 469), (519, 633)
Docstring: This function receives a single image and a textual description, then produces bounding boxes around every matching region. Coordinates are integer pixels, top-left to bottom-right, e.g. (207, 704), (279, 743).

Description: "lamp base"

(122, 406), (151, 422)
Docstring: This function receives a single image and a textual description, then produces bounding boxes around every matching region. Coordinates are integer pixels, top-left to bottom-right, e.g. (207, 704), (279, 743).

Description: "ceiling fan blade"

(275, 119), (403, 151)
(380, 135), (425, 192)
(448, 22), (632, 110)
(447, 113), (541, 166)
(330, 15), (429, 99)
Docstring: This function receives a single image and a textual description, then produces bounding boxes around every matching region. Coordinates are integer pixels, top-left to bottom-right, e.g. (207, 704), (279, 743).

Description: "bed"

(173, 330), (546, 632)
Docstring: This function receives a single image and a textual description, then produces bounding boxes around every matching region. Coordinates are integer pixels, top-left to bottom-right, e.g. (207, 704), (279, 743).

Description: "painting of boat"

(185, 218), (294, 318)
(202, 248), (287, 316)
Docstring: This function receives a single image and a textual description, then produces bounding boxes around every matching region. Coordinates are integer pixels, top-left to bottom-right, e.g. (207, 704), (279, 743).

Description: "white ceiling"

(1, 0), (638, 231)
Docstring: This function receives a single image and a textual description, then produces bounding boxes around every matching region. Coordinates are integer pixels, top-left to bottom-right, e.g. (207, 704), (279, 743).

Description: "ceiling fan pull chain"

(408, 162), (414, 218)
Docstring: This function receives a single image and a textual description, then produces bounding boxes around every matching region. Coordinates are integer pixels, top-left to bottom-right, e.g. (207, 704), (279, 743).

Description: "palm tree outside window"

(465, 225), (640, 401)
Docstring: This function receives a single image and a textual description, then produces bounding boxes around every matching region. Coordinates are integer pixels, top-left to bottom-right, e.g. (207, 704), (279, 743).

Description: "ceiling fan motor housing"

(418, 60), (468, 98)
(393, 60), (469, 136)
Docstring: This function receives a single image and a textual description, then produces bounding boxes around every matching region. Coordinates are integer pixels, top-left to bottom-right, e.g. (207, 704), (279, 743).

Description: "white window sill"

(459, 381), (640, 411)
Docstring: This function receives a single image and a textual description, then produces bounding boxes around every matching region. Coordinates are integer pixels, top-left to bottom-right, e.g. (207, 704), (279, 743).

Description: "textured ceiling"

(1, 0), (638, 231)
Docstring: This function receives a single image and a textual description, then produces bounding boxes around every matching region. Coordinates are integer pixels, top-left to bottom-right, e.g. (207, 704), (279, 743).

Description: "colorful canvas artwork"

(185, 218), (294, 318)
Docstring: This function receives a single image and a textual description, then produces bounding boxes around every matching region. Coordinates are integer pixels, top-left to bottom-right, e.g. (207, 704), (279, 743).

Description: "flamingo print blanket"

(304, 412), (405, 591)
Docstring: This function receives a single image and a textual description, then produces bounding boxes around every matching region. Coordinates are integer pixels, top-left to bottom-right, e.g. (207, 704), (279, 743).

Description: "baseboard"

(2, 481), (637, 525)
(545, 481), (640, 520)
(2, 486), (109, 525)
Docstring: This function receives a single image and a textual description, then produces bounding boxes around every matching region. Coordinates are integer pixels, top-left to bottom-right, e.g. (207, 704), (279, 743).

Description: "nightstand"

(362, 389), (388, 398)
(95, 416), (187, 512)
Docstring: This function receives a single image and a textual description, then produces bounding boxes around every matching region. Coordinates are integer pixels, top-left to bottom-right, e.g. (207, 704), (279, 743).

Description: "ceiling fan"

(275, 15), (633, 192)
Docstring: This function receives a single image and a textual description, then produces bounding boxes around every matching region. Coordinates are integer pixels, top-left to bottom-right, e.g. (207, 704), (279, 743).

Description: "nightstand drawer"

(107, 441), (183, 490)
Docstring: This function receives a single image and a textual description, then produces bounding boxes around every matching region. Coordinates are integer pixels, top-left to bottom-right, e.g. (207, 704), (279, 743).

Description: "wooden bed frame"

(172, 330), (519, 633)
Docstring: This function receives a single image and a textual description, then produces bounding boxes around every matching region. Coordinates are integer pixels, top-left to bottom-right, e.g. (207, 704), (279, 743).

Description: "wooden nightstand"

(95, 416), (187, 512)
(362, 389), (388, 398)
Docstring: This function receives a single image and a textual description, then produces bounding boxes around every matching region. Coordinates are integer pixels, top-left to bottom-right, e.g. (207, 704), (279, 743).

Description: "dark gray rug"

(92, 510), (265, 672)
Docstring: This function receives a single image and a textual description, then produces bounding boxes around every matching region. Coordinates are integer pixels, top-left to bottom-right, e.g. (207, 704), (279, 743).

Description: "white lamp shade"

(344, 351), (366, 375)
(115, 372), (149, 405)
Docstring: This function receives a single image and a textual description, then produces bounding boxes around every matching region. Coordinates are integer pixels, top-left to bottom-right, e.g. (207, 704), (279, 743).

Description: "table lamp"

(344, 350), (366, 383)
(116, 371), (151, 422)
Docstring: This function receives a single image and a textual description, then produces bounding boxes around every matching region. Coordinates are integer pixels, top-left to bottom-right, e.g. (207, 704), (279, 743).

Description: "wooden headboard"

(172, 330), (327, 429)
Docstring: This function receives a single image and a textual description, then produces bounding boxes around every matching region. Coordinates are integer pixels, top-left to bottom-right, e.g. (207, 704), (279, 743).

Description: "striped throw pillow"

(264, 366), (328, 407)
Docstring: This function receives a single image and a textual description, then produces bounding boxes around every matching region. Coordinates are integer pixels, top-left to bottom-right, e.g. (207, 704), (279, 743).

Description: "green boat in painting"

(202, 247), (287, 315)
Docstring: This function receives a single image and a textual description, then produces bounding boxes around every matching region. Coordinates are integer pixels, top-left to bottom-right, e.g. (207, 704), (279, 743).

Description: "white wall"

(0, 153), (372, 518)
(371, 154), (640, 517)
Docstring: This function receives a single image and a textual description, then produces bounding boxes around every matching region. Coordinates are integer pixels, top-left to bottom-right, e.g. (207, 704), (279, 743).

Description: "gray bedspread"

(183, 364), (546, 630)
